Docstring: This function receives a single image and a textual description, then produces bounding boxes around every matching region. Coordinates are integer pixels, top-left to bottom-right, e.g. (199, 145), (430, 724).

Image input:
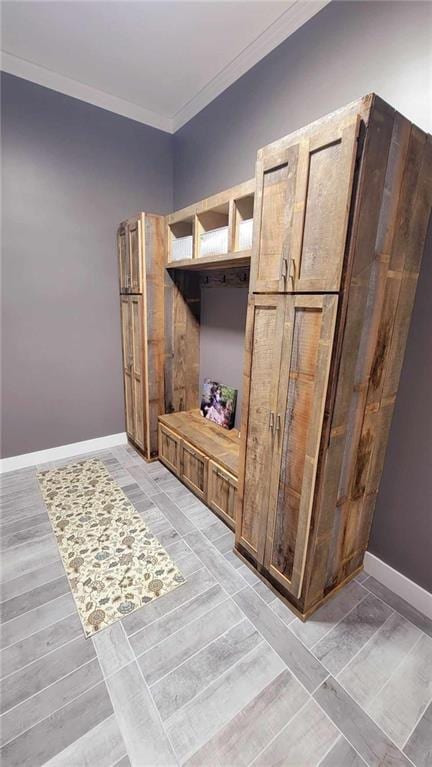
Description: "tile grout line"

(3, 598), (179, 758)
(313, 675), (418, 767)
(1, 591), (74, 651)
(312, 695), (370, 767)
(119, 623), (180, 766)
(0, 620), (83, 681)
(0, 607), (78, 666)
(401, 688), (432, 750)
(147, 616), (249, 691)
(356, 576), (432, 638)
(0, 656), (99, 746)
(163, 637), (266, 732)
(0, 564), (66, 605)
(305, 588), (371, 652)
(0, 507), (48, 537)
(231, 586), (324, 702)
(361, 632), (428, 731)
(333, 609), (398, 679)
(335, 612), (422, 702)
(126, 570), (229, 640)
(0, 576), (70, 622)
(0, 531), (56, 556)
(134, 594), (235, 666)
(0, 514), (51, 537)
(247, 695), (316, 767)
(1, 690), (116, 755)
(229, 579), (417, 766)
(2, 455), (421, 767)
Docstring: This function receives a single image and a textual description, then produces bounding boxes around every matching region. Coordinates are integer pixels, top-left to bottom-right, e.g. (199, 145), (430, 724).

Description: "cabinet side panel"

(164, 270), (200, 414)
(144, 215), (165, 457)
(303, 99), (396, 608)
(305, 105), (432, 610)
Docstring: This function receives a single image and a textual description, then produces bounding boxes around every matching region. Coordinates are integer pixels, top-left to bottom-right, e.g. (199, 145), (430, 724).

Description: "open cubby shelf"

(166, 178), (255, 270)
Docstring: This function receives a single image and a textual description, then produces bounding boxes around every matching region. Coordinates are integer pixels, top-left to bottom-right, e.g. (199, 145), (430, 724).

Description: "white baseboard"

(364, 552), (432, 620)
(0, 433), (128, 474)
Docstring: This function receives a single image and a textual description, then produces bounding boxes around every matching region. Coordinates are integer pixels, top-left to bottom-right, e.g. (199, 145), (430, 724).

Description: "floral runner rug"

(37, 458), (185, 637)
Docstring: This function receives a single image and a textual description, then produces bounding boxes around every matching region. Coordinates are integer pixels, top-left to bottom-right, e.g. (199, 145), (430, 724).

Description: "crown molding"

(0, 51), (174, 133)
(171, 0), (331, 131)
(1, 1), (331, 134)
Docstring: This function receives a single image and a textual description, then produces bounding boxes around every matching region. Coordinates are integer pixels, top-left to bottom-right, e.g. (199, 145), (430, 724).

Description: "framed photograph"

(200, 379), (237, 430)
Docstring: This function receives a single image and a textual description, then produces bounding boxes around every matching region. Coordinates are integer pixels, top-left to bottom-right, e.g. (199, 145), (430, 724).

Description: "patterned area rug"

(38, 458), (185, 637)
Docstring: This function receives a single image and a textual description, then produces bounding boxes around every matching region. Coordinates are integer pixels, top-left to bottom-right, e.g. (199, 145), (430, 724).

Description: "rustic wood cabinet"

(117, 213), (165, 459)
(236, 95), (432, 618)
(117, 94), (430, 619)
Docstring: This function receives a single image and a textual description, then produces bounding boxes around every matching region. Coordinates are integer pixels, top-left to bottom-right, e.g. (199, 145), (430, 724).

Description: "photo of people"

(200, 379), (237, 430)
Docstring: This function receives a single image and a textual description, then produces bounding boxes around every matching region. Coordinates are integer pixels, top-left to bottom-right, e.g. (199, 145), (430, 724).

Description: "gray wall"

(1, 72), (173, 458)
(173, 1), (432, 590)
(174, 1), (431, 208)
(200, 287), (248, 429)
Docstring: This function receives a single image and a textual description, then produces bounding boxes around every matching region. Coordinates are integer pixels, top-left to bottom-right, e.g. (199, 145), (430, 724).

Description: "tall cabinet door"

(120, 296), (134, 439)
(130, 295), (146, 452)
(252, 144), (300, 293)
(289, 118), (359, 292)
(236, 295), (286, 563)
(128, 216), (143, 294)
(118, 222), (130, 293)
(263, 294), (338, 598)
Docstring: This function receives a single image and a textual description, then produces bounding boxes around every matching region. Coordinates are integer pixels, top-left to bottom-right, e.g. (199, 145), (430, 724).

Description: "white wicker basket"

(238, 218), (253, 251)
(171, 235), (193, 262)
(200, 226), (228, 258)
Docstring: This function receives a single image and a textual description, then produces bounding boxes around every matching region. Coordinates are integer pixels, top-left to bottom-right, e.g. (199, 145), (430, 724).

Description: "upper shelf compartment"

(166, 179), (255, 270)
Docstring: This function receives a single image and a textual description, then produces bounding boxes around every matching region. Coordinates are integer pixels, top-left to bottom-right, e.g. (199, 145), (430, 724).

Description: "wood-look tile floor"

(1, 445), (431, 767)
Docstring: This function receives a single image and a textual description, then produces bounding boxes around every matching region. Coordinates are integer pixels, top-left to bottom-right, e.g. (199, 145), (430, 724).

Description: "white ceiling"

(1, 0), (330, 133)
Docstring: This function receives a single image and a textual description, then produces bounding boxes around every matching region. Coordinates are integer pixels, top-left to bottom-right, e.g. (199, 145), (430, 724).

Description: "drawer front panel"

(158, 424), (180, 475)
(208, 461), (237, 530)
(180, 441), (208, 500)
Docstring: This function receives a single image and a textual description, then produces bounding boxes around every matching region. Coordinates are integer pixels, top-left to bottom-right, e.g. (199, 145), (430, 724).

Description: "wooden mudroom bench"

(158, 410), (240, 529)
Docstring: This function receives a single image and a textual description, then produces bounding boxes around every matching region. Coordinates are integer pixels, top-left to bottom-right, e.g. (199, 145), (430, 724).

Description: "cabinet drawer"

(208, 461), (237, 530)
(158, 424), (180, 475)
(180, 441), (208, 500)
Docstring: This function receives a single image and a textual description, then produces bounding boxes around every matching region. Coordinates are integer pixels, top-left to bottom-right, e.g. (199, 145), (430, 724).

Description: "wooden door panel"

(130, 296), (145, 451)
(128, 217), (143, 293)
(252, 145), (299, 292)
(237, 295), (286, 561)
(158, 425), (180, 475)
(291, 119), (359, 292)
(118, 222), (129, 293)
(208, 461), (237, 530)
(120, 297), (134, 439)
(264, 295), (338, 597)
(180, 441), (208, 500)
